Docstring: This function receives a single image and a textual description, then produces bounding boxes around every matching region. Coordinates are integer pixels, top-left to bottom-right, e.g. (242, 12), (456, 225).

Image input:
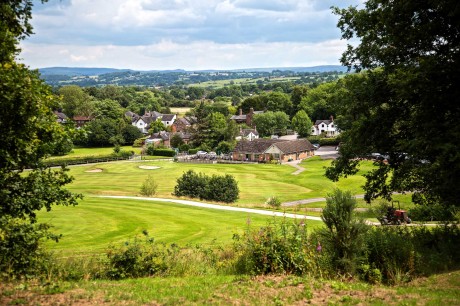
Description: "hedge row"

(43, 154), (131, 167)
(146, 147), (176, 157)
(307, 136), (341, 146)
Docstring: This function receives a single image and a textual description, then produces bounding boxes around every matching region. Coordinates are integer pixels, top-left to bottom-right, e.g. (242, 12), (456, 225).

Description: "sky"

(20, 0), (363, 71)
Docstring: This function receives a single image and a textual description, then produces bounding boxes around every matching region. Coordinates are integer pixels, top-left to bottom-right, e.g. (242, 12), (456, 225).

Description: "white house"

(311, 119), (340, 137)
(236, 129), (259, 141)
(130, 111), (176, 134)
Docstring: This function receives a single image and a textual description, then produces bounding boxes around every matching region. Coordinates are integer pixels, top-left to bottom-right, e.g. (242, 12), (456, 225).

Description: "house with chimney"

(230, 108), (263, 127)
(128, 110), (176, 134)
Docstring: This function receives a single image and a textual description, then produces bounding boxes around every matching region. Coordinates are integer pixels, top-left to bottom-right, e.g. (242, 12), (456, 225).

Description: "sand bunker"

(85, 168), (103, 173)
(138, 166), (161, 170)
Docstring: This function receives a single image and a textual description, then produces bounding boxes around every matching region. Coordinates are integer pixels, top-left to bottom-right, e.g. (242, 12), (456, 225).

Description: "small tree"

(292, 110), (313, 138)
(318, 189), (368, 274)
(140, 175), (158, 197)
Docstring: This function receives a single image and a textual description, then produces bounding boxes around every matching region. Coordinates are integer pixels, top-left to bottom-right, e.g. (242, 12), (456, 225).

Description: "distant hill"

(39, 67), (132, 76)
(39, 65), (347, 76)
(229, 65), (348, 73)
(38, 65), (349, 87)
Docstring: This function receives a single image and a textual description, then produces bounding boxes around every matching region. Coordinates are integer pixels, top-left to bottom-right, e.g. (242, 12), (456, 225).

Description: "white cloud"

(20, 39), (347, 70)
(23, 0), (362, 69)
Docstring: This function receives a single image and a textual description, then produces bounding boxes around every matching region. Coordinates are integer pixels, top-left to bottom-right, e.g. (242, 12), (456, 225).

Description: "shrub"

(188, 148), (198, 155)
(146, 146), (175, 157)
(105, 235), (167, 280)
(132, 138), (145, 147)
(173, 170), (239, 203)
(266, 196), (281, 209)
(173, 170), (208, 199)
(233, 218), (314, 275)
(317, 189), (368, 274)
(0, 217), (56, 279)
(205, 174), (239, 203)
(140, 175), (158, 197)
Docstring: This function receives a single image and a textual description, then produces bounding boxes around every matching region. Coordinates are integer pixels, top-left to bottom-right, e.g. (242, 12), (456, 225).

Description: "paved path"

(98, 195), (323, 221)
(282, 195), (365, 207)
(284, 159), (306, 175)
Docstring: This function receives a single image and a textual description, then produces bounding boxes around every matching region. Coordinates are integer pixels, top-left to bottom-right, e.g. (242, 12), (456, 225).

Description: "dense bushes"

(146, 146), (176, 157)
(0, 217), (56, 279)
(307, 136), (341, 146)
(233, 218), (315, 275)
(173, 170), (239, 203)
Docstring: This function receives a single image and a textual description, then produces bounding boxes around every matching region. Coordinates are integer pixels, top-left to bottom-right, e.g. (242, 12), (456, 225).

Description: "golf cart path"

(99, 195), (323, 221)
(282, 195), (365, 207)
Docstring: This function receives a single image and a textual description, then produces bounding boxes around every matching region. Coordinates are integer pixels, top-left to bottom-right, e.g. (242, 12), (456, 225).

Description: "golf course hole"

(139, 166), (161, 170)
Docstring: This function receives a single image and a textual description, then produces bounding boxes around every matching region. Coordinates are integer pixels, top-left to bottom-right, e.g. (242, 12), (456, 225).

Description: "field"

(37, 156), (415, 255)
(14, 156), (460, 305)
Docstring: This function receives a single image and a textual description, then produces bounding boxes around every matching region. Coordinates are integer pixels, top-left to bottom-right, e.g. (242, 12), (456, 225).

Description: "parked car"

(312, 143), (320, 150)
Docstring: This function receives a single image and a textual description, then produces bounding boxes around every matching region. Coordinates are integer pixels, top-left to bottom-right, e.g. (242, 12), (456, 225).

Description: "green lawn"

(40, 197), (322, 255)
(37, 157), (414, 255)
(48, 146), (142, 161)
(64, 157), (374, 206)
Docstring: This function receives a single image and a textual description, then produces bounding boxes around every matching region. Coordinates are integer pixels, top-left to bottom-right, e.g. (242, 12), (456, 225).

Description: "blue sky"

(20, 0), (363, 70)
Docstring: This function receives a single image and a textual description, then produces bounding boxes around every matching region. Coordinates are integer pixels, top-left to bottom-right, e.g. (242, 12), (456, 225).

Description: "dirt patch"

(85, 168), (103, 173)
(138, 166), (161, 170)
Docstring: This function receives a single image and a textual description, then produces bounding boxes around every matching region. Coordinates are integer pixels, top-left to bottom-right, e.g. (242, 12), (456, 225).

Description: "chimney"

(239, 108), (242, 116)
(249, 107), (254, 114)
(330, 115), (334, 121)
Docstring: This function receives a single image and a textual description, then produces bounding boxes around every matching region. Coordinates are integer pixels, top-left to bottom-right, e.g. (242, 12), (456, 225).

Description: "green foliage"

(170, 133), (184, 148)
(409, 204), (458, 222)
(148, 119), (166, 134)
(362, 225), (460, 284)
(121, 124), (143, 145)
(140, 175), (158, 197)
(329, 1), (460, 208)
(216, 141), (235, 154)
(0, 217), (55, 279)
(265, 196), (281, 209)
(252, 111), (290, 137)
(146, 147), (175, 157)
(205, 174), (239, 203)
(173, 170), (239, 203)
(106, 235), (168, 280)
(318, 189), (368, 274)
(233, 218), (314, 275)
(291, 110), (312, 138)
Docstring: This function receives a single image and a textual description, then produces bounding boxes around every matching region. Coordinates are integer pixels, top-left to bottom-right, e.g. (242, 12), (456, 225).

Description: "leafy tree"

(216, 141), (235, 154)
(170, 133), (184, 148)
(93, 98), (124, 120)
(84, 118), (120, 147)
(59, 85), (95, 118)
(298, 82), (337, 121)
(253, 111), (290, 137)
(148, 119), (166, 134)
(122, 124), (143, 145)
(318, 189), (368, 273)
(266, 91), (292, 114)
(327, 1), (460, 208)
(290, 85), (309, 114)
(0, 0), (81, 277)
(291, 110), (313, 138)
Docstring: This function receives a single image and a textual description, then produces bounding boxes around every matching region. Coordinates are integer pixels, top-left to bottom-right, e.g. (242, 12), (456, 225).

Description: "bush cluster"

(173, 170), (239, 203)
(146, 146), (176, 157)
(307, 136), (341, 146)
(233, 218), (315, 275)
